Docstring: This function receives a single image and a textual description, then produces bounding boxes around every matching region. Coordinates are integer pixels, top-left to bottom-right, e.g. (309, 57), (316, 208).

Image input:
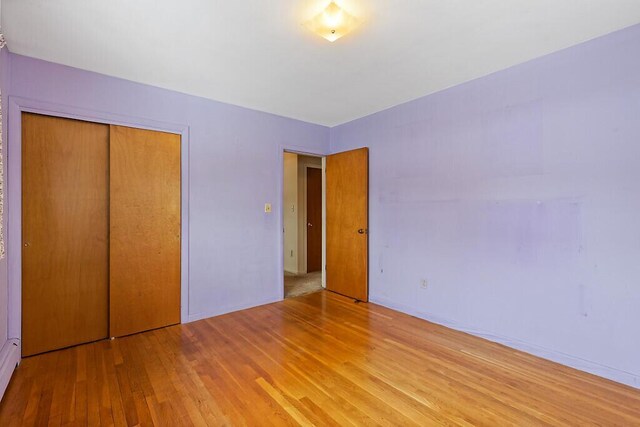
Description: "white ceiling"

(3, 1), (640, 126)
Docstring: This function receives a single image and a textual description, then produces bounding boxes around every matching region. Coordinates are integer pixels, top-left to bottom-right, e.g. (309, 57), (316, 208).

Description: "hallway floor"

(284, 271), (322, 298)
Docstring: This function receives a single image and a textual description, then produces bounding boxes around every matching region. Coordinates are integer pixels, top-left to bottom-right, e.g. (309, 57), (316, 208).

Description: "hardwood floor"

(1, 291), (639, 426)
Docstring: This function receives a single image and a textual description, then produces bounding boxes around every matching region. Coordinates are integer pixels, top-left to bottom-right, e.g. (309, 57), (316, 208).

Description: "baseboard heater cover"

(0, 339), (20, 401)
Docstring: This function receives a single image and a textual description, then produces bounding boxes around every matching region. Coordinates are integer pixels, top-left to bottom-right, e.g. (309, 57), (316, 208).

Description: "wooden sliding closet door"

(22, 113), (109, 356)
(109, 125), (181, 337)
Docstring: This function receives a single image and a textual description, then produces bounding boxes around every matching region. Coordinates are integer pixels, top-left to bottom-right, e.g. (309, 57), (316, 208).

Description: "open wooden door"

(306, 167), (323, 272)
(326, 147), (368, 301)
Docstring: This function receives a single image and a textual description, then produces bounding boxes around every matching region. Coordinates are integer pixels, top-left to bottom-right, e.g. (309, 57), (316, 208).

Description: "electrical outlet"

(420, 279), (428, 289)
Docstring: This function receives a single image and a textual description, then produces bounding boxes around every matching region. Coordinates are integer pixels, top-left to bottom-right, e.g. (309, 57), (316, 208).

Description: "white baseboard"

(371, 296), (640, 390)
(0, 339), (20, 401)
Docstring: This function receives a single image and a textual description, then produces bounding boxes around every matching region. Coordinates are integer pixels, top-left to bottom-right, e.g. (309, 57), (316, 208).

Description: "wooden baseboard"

(0, 339), (20, 401)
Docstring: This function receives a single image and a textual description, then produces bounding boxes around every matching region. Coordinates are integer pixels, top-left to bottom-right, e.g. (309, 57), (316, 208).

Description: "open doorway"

(283, 152), (326, 298)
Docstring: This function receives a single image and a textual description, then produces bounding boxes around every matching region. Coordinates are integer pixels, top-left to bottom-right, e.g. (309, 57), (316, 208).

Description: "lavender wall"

(331, 24), (640, 387)
(2, 22), (639, 391)
(5, 52), (328, 334)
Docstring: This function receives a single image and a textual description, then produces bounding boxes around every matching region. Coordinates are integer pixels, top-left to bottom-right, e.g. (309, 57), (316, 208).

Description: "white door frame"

(279, 146), (326, 298)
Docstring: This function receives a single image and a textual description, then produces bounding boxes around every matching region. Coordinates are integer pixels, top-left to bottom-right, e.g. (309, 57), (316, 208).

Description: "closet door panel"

(109, 125), (181, 337)
(22, 113), (109, 356)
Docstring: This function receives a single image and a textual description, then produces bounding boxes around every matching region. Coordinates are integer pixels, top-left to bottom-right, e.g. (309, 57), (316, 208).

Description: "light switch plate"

(264, 203), (272, 213)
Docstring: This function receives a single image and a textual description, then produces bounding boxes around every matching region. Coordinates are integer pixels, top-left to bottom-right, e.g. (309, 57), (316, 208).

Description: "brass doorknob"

(357, 229), (368, 234)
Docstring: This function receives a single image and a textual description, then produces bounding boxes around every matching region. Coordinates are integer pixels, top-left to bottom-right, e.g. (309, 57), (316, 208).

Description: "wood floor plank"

(1, 291), (639, 426)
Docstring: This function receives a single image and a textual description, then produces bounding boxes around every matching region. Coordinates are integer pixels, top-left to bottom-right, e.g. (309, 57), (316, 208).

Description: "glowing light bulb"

(305, 2), (359, 42)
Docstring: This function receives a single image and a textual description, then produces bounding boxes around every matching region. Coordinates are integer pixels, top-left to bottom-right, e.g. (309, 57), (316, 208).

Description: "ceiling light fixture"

(305, 1), (359, 42)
